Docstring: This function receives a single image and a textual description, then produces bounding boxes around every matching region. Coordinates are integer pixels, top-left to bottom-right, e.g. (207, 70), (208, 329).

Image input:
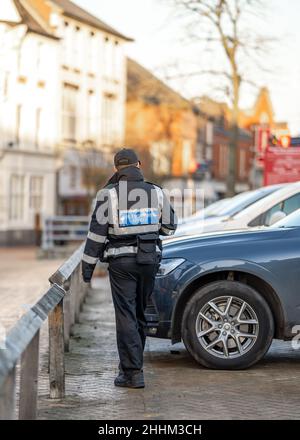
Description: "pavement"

(37, 275), (300, 420)
(0, 247), (63, 334)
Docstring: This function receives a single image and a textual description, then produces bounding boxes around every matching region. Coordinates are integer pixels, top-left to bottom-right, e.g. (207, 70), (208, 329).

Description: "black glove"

(82, 274), (91, 284)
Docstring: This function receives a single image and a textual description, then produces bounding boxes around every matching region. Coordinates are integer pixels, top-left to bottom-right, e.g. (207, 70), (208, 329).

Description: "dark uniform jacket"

(82, 166), (177, 282)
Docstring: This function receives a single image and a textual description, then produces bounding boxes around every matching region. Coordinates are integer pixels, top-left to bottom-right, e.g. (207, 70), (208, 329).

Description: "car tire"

(181, 280), (274, 369)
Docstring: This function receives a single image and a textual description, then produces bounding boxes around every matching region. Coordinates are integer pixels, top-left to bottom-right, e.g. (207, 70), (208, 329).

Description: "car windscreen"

(216, 186), (283, 217)
(203, 198), (231, 217)
(272, 208), (300, 228)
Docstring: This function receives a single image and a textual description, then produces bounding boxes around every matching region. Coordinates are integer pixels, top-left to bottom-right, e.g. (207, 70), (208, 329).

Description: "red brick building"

(193, 88), (288, 195)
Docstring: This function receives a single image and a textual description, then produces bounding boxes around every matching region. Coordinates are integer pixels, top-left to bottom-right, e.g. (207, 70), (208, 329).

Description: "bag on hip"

(136, 234), (159, 264)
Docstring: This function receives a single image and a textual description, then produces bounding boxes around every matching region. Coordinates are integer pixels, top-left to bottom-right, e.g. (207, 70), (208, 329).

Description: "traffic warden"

(82, 148), (177, 388)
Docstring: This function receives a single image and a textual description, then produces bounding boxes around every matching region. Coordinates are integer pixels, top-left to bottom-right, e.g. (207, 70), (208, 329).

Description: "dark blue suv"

(146, 209), (300, 369)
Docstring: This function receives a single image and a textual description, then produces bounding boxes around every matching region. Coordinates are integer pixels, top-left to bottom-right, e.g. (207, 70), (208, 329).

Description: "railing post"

(19, 330), (40, 420)
(63, 281), (71, 352)
(69, 272), (77, 331)
(41, 215), (47, 250)
(0, 367), (16, 420)
(74, 267), (82, 323)
(48, 299), (65, 399)
(79, 262), (87, 310)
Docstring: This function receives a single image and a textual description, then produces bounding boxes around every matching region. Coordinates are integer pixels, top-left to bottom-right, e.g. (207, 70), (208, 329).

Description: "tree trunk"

(226, 72), (240, 197)
(227, 122), (238, 197)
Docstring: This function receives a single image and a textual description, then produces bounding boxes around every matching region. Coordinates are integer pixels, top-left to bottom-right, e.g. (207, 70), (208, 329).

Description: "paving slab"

(37, 276), (300, 420)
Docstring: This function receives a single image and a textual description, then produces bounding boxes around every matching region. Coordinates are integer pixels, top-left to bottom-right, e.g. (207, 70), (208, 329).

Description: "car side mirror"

(268, 210), (287, 226)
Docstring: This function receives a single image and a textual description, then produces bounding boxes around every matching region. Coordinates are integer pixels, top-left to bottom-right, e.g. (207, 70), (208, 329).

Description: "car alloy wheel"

(196, 296), (259, 359)
(181, 281), (274, 369)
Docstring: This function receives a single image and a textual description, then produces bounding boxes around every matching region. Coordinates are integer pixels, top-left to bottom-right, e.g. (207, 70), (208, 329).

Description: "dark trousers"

(108, 257), (158, 375)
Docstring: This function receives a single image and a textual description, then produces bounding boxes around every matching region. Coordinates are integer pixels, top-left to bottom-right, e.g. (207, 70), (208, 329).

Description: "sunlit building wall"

(55, 9), (129, 214)
(0, 10), (58, 245)
(0, 0), (131, 242)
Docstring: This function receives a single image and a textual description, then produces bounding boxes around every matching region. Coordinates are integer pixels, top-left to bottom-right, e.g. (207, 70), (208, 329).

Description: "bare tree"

(163, 0), (271, 195)
(79, 141), (113, 204)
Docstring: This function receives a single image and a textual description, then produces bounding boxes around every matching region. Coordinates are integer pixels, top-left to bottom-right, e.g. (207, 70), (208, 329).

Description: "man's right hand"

(82, 275), (91, 284)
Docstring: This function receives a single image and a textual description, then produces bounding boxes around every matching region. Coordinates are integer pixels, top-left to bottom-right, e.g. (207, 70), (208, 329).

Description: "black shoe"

(114, 371), (145, 389)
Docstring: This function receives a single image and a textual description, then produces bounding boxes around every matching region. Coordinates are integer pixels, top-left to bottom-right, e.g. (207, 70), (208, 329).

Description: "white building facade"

(0, 0), (131, 244)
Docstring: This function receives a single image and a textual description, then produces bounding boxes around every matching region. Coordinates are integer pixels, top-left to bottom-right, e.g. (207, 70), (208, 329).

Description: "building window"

(35, 108), (42, 149)
(19, 39), (28, 76)
(88, 31), (98, 73)
(182, 140), (192, 174)
(63, 21), (72, 66)
(102, 92), (117, 145)
(69, 165), (77, 189)
(112, 39), (121, 80)
(74, 26), (82, 69)
(29, 176), (43, 210)
(219, 144), (228, 178)
(62, 83), (78, 142)
(239, 149), (247, 179)
(10, 174), (25, 220)
(103, 36), (113, 78)
(1, 72), (9, 98)
(36, 42), (48, 79)
(16, 104), (22, 145)
(151, 141), (171, 175)
(205, 121), (213, 160)
(36, 42), (42, 70)
(87, 90), (97, 141)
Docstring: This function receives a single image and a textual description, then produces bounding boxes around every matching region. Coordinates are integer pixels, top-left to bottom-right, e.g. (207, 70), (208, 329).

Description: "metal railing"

(0, 243), (89, 420)
(42, 216), (89, 250)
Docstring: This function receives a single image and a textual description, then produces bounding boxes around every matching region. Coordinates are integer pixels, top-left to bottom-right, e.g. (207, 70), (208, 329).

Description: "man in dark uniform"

(82, 148), (177, 389)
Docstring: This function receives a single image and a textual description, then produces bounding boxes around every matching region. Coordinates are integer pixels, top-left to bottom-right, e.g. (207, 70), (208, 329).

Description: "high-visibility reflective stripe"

(104, 246), (138, 257)
(104, 245), (161, 258)
(108, 223), (160, 235)
(153, 186), (164, 212)
(107, 186), (162, 235)
(87, 231), (106, 243)
(161, 225), (174, 235)
(96, 187), (110, 201)
(110, 187), (119, 226)
(119, 207), (160, 226)
(82, 253), (98, 264)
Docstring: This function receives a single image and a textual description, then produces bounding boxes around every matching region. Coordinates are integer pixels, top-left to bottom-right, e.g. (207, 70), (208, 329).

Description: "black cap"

(114, 148), (140, 167)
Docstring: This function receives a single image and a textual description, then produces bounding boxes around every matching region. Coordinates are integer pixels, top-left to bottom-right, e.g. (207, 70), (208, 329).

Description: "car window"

(273, 208), (300, 228)
(203, 198), (231, 217)
(248, 202), (283, 227)
(264, 203), (283, 225)
(248, 213), (263, 227)
(282, 193), (300, 216)
(217, 187), (279, 217)
(223, 185), (286, 219)
(248, 193), (300, 227)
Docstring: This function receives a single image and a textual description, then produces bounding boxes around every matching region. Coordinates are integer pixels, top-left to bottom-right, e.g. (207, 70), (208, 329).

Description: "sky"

(75, 0), (300, 135)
